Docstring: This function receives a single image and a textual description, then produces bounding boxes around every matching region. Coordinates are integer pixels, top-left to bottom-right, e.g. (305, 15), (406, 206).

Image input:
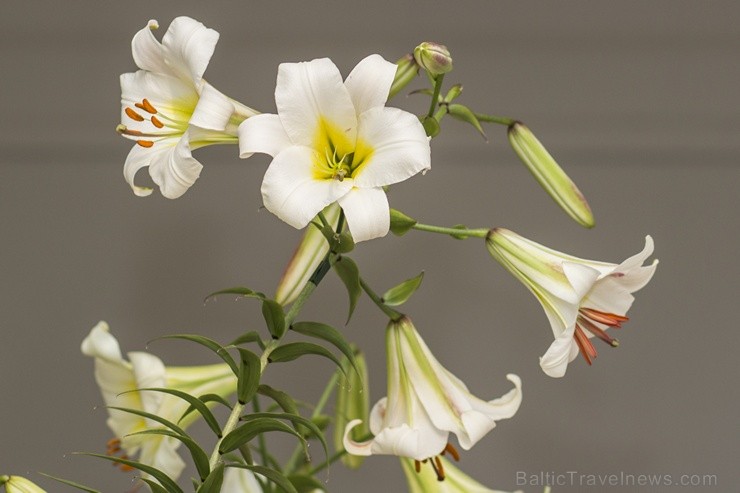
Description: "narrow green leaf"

(332, 256), (361, 323)
(237, 349), (262, 405)
(127, 429), (210, 481)
(204, 287), (265, 302)
(107, 406), (187, 437)
(421, 115), (440, 137)
(78, 453), (183, 493)
(229, 331), (263, 347)
(139, 478), (170, 493)
(242, 412), (328, 464)
(38, 473), (101, 493)
(290, 321), (360, 376)
(132, 388), (222, 437)
(389, 209), (417, 236)
(267, 342), (345, 375)
(155, 334), (238, 375)
(288, 474), (325, 493)
(196, 463), (224, 493)
(261, 299), (286, 339)
(226, 465), (298, 493)
(257, 385), (298, 416)
(220, 418), (306, 455)
(447, 103), (487, 140)
(382, 271), (425, 307)
(442, 84), (463, 103)
(181, 393), (233, 422)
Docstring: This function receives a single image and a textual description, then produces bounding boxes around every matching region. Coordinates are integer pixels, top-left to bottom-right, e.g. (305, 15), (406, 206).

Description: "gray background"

(1, 1), (738, 491)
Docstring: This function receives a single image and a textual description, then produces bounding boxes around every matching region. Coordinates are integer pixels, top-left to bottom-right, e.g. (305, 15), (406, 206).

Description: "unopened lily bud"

(334, 348), (369, 469)
(2, 476), (46, 493)
(388, 54), (420, 100)
(507, 122), (594, 228)
(413, 42), (453, 76)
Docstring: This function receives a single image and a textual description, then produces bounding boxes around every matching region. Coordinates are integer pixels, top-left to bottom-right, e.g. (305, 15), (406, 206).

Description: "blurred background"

(1, 1), (738, 491)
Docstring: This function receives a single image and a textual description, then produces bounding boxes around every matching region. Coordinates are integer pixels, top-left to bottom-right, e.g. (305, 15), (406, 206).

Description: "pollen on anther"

(414, 460), (421, 473)
(137, 140), (154, 148)
(125, 108), (145, 122)
(151, 116), (164, 128)
(136, 98), (158, 114)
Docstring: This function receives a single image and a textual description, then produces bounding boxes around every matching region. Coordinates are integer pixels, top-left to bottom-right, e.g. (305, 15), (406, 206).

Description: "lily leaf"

(38, 474), (101, 493)
(196, 463), (224, 493)
(447, 103), (487, 141)
(78, 453), (182, 493)
(257, 385), (298, 416)
(242, 412), (328, 464)
(262, 299), (286, 339)
(132, 388), (222, 438)
(107, 405), (187, 437)
(288, 474), (325, 493)
(226, 464), (298, 493)
(267, 342), (345, 375)
(389, 209), (417, 236)
(127, 429), (209, 481)
(204, 286), (265, 302)
(229, 331), (263, 348)
(291, 322), (360, 377)
(154, 334), (238, 375)
(382, 271), (425, 307)
(332, 256), (361, 323)
(237, 348), (262, 405)
(220, 418), (307, 456)
(139, 478), (170, 493)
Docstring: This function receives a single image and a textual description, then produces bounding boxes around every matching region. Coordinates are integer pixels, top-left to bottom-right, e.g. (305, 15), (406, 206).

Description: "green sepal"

(262, 299), (286, 339)
(389, 209), (417, 236)
(288, 474), (325, 493)
(225, 465), (298, 493)
(421, 115), (440, 137)
(196, 463), (224, 493)
(38, 473), (101, 493)
(154, 334), (238, 375)
(127, 388), (222, 437)
(237, 348), (262, 405)
(382, 271), (425, 307)
(332, 256), (361, 323)
(77, 453), (183, 493)
(447, 103), (487, 140)
(204, 287), (265, 301)
(290, 322), (360, 377)
(267, 342), (345, 375)
(219, 418), (307, 456)
(127, 429), (210, 481)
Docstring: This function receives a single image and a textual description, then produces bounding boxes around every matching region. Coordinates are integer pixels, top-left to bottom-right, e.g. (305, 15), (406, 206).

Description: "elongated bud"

(334, 348), (369, 469)
(2, 476), (46, 493)
(414, 42), (453, 76)
(508, 122), (594, 228)
(275, 204), (341, 305)
(389, 54), (420, 100)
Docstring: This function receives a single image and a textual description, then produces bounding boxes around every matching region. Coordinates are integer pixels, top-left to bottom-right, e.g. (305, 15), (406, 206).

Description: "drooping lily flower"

(400, 456), (522, 492)
(343, 316), (522, 462)
(81, 322), (237, 481)
(118, 16), (258, 198)
(486, 228), (658, 378)
(239, 55), (431, 242)
(1, 475), (46, 493)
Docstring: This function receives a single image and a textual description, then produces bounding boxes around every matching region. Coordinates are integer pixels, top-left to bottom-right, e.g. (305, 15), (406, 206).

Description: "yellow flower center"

(312, 117), (373, 181)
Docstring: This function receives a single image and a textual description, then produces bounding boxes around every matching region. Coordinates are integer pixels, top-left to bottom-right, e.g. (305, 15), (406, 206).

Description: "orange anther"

(125, 108), (145, 122)
(137, 140), (154, 148)
(150, 116), (164, 128)
(135, 98), (158, 114)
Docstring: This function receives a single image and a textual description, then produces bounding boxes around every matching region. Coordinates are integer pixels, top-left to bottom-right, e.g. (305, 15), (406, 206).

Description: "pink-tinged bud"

(414, 42), (453, 76)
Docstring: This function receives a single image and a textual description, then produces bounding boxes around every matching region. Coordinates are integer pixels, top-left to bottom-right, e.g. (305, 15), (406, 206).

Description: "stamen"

(573, 324), (597, 365)
(443, 442), (460, 461)
(414, 460), (421, 473)
(580, 307), (629, 327)
(125, 108), (145, 122)
(578, 316), (619, 347)
(137, 140), (154, 148)
(429, 456), (445, 481)
(135, 98), (158, 114)
(150, 116), (164, 128)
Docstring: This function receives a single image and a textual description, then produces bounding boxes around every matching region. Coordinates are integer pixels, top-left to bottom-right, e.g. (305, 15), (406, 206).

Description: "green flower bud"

(2, 476), (46, 493)
(508, 122), (594, 228)
(389, 54), (420, 100)
(413, 42), (453, 76)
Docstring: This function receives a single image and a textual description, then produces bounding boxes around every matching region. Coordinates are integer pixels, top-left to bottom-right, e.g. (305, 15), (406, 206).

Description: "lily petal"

(275, 58), (357, 150)
(539, 325), (578, 378)
(161, 16), (219, 84)
(131, 20), (168, 75)
(344, 54), (397, 115)
(261, 146), (353, 228)
(189, 82), (234, 131)
(353, 107), (431, 188)
(337, 186), (390, 242)
(239, 113), (293, 159)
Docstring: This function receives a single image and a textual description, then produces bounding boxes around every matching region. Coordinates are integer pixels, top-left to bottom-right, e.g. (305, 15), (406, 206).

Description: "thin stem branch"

(411, 222), (490, 239)
(473, 112), (516, 126)
(426, 74), (445, 118)
(359, 276), (404, 321)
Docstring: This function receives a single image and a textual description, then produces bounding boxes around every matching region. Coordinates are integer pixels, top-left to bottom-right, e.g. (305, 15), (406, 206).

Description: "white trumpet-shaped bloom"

(487, 228), (658, 378)
(239, 55), (431, 242)
(401, 456), (522, 493)
(343, 317), (522, 461)
(119, 16), (257, 198)
(81, 322), (237, 481)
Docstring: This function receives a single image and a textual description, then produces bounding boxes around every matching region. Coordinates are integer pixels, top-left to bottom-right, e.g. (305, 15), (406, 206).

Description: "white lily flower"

(486, 228), (658, 378)
(81, 321), (237, 481)
(119, 16), (258, 198)
(239, 55), (431, 242)
(1, 475), (46, 493)
(401, 456), (522, 492)
(343, 316), (522, 461)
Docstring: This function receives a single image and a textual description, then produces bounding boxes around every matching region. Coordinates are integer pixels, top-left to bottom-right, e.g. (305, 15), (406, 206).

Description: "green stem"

(411, 222), (490, 239)
(474, 112), (516, 126)
(209, 401), (244, 469)
(426, 74), (445, 118)
(359, 276), (404, 321)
